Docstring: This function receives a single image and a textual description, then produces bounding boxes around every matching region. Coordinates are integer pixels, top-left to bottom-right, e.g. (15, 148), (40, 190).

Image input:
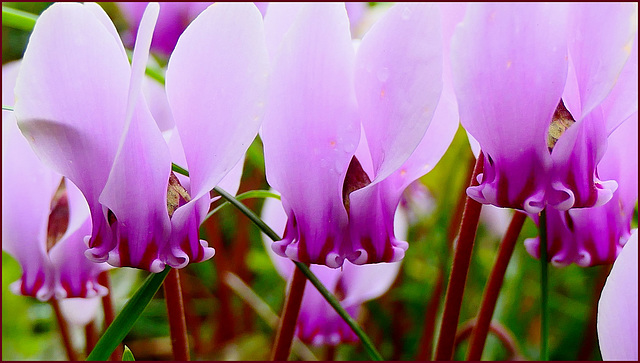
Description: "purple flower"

(15, 3), (268, 272)
(451, 3), (637, 214)
(261, 195), (403, 346)
(261, 3), (457, 267)
(3, 61), (110, 301)
(597, 229), (638, 360)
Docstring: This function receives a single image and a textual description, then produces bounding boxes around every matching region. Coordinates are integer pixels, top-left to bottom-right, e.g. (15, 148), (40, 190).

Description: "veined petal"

(166, 2), (269, 201)
(262, 3), (359, 267)
(2, 62), (58, 302)
(597, 230), (638, 361)
(451, 3), (569, 212)
(355, 2), (443, 183)
(568, 3), (638, 120)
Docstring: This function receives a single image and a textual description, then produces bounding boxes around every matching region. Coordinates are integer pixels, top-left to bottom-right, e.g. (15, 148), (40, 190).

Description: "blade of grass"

(86, 268), (171, 361)
(2, 6), (37, 32)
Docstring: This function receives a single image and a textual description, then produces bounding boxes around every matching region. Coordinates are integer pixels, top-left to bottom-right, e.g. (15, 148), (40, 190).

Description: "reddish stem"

(98, 271), (122, 361)
(416, 270), (444, 360)
(50, 299), (78, 361)
(85, 320), (98, 357)
(434, 152), (484, 361)
(271, 264), (308, 361)
(455, 318), (521, 360)
(163, 268), (190, 361)
(466, 211), (527, 360)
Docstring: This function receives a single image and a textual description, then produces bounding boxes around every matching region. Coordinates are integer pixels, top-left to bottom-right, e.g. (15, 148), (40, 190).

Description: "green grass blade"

(86, 268), (170, 361)
(122, 345), (135, 361)
(2, 6), (37, 32)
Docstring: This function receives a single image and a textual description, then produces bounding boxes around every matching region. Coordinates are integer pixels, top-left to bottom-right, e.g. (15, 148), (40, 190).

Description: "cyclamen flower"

(451, 3), (637, 214)
(525, 111), (638, 267)
(3, 61), (109, 301)
(261, 3), (458, 267)
(15, 2), (268, 272)
(261, 196), (403, 346)
(597, 229), (638, 360)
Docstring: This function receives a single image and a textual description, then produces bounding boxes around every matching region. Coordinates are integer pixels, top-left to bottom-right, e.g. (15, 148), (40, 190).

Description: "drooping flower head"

(261, 195), (403, 346)
(451, 3), (637, 214)
(261, 2), (457, 267)
(3, 61), (110, 301)
(597, 229), (638, 360)
(15, 2), (269, 272)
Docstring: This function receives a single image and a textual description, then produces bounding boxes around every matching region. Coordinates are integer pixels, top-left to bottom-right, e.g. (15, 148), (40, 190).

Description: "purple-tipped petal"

(451, 3), (569, 212)
(355, 2), (443, 183)
(597, 230), (638, 360)
(262, 3), (359, 266)
(567, 3), (638, 120)
(166, 2), (269, 201)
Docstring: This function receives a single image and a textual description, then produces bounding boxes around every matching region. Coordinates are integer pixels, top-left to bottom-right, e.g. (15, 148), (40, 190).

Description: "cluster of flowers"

(2, 2), (637, 356)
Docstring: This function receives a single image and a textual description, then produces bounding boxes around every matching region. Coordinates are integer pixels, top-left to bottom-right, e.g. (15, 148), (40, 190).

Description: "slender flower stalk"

(85, 321), (98, 357)
(455, 318), (521, 360)
(466, 211), (527, 360)
(434, 152), (484, 360)
(271, 265), (308, 360)
(97, 272), (121, 361)
(50, 299), (78, 361)
(539, 209), (549, 361)
(163, 268), (190, 360)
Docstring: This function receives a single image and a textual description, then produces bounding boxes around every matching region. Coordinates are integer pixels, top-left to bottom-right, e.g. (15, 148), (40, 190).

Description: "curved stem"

(163, 268), (190, 361)
(434, 152), (484, 360)
(466, 211), (527, 360)
(539, 209), (549, 361)
(50, 299), (78, 361)
(455, 318), (522, 360)
(271, 265), (308, 360)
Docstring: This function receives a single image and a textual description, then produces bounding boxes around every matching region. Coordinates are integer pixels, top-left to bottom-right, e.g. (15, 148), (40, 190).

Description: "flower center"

(547, 99), (576, 152)
(167, 171), (191, 218)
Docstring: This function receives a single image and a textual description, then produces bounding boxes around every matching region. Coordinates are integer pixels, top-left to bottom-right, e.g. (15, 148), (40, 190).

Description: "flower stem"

(85, 320), (98, 357)
(271, 264), (308, 361)
(163, 268), (190, 361)
(434, 152), (484, 361)
(466, 211), (527, 360)
(50, 299), (78, 361)
(98, 271), (122, 361)
(416, 270), (444, 360)
(455, 318), (522, 360)
(539, 208), (549, 361)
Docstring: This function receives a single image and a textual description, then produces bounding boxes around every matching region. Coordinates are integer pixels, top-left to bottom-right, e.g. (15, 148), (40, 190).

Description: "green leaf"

(121, 345), (135, 361)
(86, 268), (170, 361)
(2, 6), (37, 32)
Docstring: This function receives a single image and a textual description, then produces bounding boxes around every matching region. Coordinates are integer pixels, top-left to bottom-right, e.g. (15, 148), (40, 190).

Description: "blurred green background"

(2, 2), (635, 361)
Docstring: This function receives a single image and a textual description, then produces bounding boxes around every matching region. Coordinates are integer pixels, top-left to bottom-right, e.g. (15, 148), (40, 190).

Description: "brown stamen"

(547, 99), (575, 152)
(167, 171), (191, 218)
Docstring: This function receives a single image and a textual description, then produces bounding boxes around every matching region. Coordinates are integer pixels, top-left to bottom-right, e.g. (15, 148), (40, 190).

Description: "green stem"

(539, 209), (549, 361)
(2, 6), (37, 31)
(87, 268), (171, 361)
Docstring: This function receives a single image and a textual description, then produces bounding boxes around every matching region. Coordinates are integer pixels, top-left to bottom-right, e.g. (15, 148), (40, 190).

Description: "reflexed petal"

(3, 62), (58, 301)
(602, 34), (638, 134)
(167, 195), (214, 268)
(355, 2), (443, 183)
(262, 3), (359, 266)
(597, 230), (638, 361)
(451, 3), (569, 212)
(568, 3), (638, 120)
(143, 76), (175, 132)
(166, 2), (269, 201)
(263, 2), (303, 59)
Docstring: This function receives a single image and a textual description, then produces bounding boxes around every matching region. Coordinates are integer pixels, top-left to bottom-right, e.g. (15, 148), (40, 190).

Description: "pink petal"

(261, 3), (359, 266)
(166, 2), (269, 201)
(355, 2), (443, 183)
(598, 230), (638, 360)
